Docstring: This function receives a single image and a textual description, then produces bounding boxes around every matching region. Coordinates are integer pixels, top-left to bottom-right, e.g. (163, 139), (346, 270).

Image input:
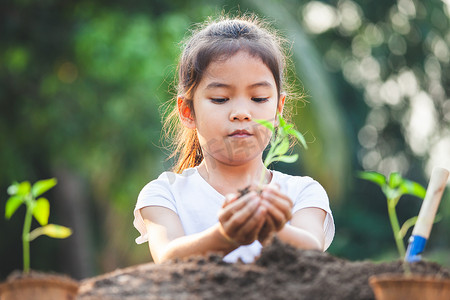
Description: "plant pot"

(0, 272), (79, 300)
(369, 274), (450, 300)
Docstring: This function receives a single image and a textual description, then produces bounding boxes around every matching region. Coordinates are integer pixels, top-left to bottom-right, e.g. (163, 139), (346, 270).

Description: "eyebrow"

(205, 82), (230, 90)
(248, 81), (273, 89)
(205, 81), (273, 90)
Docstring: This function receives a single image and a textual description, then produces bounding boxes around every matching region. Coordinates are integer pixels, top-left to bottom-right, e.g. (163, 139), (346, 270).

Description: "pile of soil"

(78, 239), (450, 300)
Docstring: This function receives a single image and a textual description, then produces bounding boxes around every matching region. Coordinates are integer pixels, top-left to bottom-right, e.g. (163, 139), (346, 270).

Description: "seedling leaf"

(388, 172), (402, 189)
(272, 154), (299, 164)
(32, 178), (57, 198)
(273, 138), (290, 157)
(29, 224), (72, 241)
(254, 119), (275, 132)
(358, 171), (386, 187)
(279, 114), (286, 127)
(17, 181), (31, 196)
(33, 197), (50, 226)
(287, 128), (308, 149)
(5, 196), (23, 219)
(283, 124), (294, 131)
(400, 180), (426, 199)
(42, 224), (72, 239)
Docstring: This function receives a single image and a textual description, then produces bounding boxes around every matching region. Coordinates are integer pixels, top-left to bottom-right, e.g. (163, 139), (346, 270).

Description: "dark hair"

(164, 15), (291, 173)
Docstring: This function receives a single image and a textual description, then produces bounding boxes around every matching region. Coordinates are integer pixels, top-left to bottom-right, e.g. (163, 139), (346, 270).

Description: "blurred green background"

(1, 0), (449, 280)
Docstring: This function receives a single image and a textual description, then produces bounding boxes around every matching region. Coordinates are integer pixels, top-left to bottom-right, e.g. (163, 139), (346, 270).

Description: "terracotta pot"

(0, 273), (79, 300)
(369, 274), (450, 300)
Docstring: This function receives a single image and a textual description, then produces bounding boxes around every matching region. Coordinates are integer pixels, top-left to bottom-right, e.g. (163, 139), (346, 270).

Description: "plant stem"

(22, 198), (33, 273)
(387, 198), (406, 258)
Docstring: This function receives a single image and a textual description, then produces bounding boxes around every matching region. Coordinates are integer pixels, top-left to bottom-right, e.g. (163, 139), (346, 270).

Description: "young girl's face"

(184, 50), (284, 166)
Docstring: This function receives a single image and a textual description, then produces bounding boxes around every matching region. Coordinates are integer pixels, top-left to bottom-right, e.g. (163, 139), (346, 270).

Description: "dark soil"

(77, 238), (450, 300)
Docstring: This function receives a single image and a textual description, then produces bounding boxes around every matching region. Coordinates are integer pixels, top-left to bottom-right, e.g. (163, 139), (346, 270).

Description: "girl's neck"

(197, 157), (271, 196)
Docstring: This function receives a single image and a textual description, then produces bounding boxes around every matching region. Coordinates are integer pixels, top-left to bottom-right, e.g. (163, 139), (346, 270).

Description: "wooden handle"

(412, 167), (449, 238)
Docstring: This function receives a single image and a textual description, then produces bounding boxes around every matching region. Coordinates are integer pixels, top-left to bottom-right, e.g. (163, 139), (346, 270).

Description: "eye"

(252, 97), (269, 103)
(210, 98), (228, 104)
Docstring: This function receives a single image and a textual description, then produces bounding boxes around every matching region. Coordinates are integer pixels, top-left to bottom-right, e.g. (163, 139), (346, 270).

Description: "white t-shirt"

(133, 167), (335, 263)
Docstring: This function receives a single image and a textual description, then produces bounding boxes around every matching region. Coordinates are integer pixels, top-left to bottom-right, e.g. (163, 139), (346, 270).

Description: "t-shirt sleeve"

(133, 175), (176, 244)
(291, 177), (335, 251)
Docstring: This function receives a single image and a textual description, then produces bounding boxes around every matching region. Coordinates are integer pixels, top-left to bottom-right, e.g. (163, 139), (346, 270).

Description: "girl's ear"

(177, 96), (196, 129)
(275, 93), (286, 126)
(277, 93), (286, 115)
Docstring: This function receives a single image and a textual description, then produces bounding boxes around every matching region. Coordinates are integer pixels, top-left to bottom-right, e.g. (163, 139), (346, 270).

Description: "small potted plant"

(0, 178), (79, 300)
(359, 168), (450, 300)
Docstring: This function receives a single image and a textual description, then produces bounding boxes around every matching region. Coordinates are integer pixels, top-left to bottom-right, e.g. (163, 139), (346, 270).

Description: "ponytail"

(173, 128), (203, 173)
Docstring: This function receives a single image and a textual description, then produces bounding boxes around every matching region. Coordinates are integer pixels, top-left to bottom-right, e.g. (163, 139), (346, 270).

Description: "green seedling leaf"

(283, 124), (294, 131)
(272, 138), (290, 157)
(287, 128), (308, 149)
(5, 196), (23, 219)
(31, 178), (57, 198)
(17, 181), (31, 196)
(272, 154), (299, 164)
(399, 180), (426, 199)
(254, 119), (275, 132)
(388, 172), (402, 189)
(32, 197), (50, 226)
(42, 224), (72, 239)
(358, 171), (386, 187)
(278, 114), (286, 127)
(28, 224), (72, 241)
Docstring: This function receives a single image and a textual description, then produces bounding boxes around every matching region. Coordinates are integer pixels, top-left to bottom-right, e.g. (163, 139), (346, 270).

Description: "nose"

(229, 103), (252, 121)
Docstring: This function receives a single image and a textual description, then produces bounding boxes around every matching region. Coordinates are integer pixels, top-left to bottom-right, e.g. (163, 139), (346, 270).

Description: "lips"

(229, 129), (252, 137)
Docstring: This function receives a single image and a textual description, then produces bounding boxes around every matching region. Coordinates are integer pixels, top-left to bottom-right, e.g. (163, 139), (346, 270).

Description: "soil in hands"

(78, 238), (450, 300)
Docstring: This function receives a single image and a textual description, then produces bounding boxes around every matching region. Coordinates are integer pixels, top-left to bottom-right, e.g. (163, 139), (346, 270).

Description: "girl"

(133, 15), (334, 264)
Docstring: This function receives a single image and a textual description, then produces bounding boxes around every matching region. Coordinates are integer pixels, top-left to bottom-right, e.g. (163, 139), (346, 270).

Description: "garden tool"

(405, 167), (449, 263)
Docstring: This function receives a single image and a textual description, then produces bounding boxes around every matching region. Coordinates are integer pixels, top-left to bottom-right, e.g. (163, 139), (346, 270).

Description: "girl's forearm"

(275, 224), (323, 251)
(156, 223), (239, 263)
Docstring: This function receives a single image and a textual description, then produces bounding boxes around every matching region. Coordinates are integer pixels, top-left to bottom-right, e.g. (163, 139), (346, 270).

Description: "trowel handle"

(405, 167), (449, 263)
(412, 167), (449, 239)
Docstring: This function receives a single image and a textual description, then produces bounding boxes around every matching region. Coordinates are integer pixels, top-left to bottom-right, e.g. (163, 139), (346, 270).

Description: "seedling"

(254, 113), (308, 185)
(5, 178), (72, 273)
(358, 171), (427, 259)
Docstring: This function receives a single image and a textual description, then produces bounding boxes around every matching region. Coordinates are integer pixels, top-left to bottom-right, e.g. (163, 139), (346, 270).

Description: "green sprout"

(255, 113), (308, 184)
(358, 171), (427, 259)
(5, 178), (72, 273)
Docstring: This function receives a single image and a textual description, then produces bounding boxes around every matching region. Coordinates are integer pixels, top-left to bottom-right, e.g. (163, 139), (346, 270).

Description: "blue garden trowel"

(405, 167), (449, 263)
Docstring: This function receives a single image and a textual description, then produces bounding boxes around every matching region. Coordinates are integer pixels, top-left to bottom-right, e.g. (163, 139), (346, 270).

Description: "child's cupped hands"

(258, 184), (293, 244)
(218, 184), (293, 246)
(218, 190), (267, 246)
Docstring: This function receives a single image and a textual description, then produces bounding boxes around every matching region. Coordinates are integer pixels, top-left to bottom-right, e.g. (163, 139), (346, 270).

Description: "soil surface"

(77, 239), (450, 300)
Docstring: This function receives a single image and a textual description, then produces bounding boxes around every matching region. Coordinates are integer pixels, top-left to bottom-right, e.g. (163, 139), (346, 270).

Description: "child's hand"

(218, 191), (266, 246)
(257, 214), (276, 245)
(258, 184), (293, 243)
